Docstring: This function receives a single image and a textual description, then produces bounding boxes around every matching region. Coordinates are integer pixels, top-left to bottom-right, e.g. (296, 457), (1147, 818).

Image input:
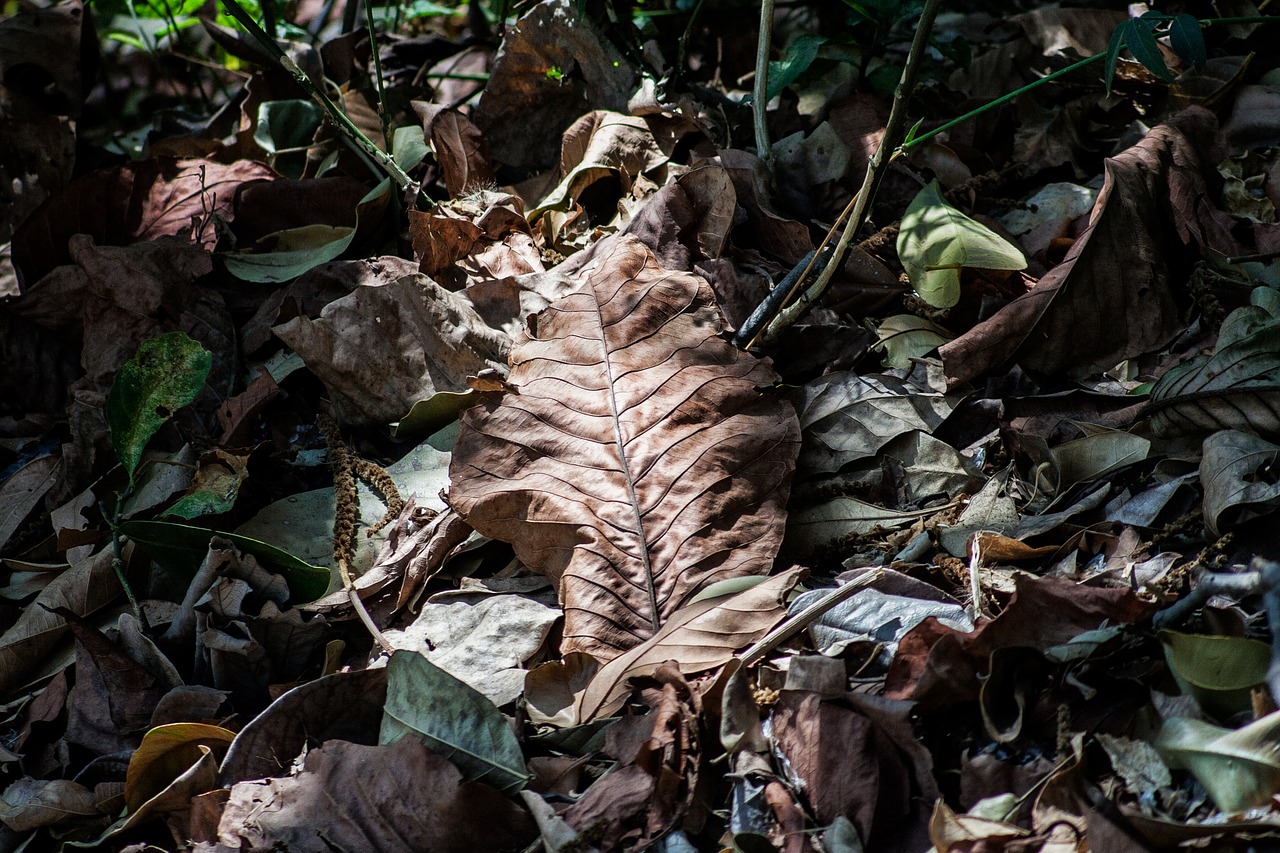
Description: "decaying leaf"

(1147, 287), (1280, 439)
(940, 106), (1241, 386)
(449, 236), (800, 661)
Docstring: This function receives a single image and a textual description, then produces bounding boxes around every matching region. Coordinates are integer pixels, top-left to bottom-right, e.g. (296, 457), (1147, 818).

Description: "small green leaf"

(120, 519), (332, 603)
(380, 650), (530, 794)
(391, 125), (429, 172)
(896, 180), (1026, 309)
(1104, 21), (1126, 93)
(765, 34), (827, 103)
(1121, 17), (1176, 82)
(254, 99), (323, 154)
(107, 333), (212, 480)
(1169, 13), (1206, 70)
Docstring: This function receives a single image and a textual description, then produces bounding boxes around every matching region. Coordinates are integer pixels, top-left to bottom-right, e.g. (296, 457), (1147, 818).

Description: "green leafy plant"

(105, 332), (212, 621)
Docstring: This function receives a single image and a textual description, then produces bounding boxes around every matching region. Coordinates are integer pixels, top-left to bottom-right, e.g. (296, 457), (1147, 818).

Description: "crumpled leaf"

(897, 180), (1026, 309)
(940, 106), (1240, 387)
(106, 332), (211, 479)
(273, 271), (509, 427)
(449, 236), (800, 661)
(793, 371), (961, 475)
(1156, 711), (1280, 814)
(380, 650), (531, 795)
(531, 111), (669, 218)
(1200, 429), (1280, 535)
(1147, 288), (1280, 438)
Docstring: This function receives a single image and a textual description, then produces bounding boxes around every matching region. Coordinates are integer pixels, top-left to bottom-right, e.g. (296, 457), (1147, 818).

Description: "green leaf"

(120, 519), (332, 603)
(106, 333), (212, 480)
(765, 34), (827, 103)
(1168, 13), (1206, 70)
(391, 125), (429, 172)
(254, 99), (323, 154)
(220, 179), (390, 283)
(1159, 630), (1269, 719)
(1104, 21), (1126, 93)
(896, 180), (1026, 309)
(1121, 17), (1175, 82)
(390, 390), (477, 439)
(380, 650), (530, 794)
(1156, 711), (1280, 813)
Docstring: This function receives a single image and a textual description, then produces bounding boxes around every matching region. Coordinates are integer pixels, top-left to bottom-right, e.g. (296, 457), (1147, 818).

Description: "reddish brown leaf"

(939, 107), (1242, 387)
(12, 158), (273, 287)
(884, 574), (1153, 709)
(563, 664), (699, 852)
(449, 236), (800, 660)
(415, 104), (495, 197)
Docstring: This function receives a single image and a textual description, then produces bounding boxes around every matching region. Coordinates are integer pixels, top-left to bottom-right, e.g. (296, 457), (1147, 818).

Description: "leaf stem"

(902, 52), (1104, 154)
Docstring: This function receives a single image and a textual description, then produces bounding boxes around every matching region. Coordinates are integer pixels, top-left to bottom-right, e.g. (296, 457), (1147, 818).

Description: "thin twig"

(752, 0), (776, 166)
(738, 569), (886, 667)
(757, 0), (942, 345)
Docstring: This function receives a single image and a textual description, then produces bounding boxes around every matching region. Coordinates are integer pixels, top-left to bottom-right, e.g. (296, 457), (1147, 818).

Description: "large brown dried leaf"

(939, 107), (1240, 387)
(449, 236), (800, 661)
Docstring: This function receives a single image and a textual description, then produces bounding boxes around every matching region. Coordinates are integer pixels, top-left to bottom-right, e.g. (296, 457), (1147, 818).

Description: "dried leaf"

(940, 107), (1240, 387)
(553, 569), (804, 724)
(793, 371), (961, 475)
(0, 546), (121, 696)
(273, 272), (509, 427)
(473, 0), (636, 168)
(214, 737), (535, 852)
(1201, 429), (1280, 536)
(450, 236), (800, 660)
(1147, 289), (1280, 438)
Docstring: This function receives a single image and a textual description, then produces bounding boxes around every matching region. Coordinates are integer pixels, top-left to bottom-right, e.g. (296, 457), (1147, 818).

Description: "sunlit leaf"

(897, 181), (1025, 308)
(106, 332), (212, 480)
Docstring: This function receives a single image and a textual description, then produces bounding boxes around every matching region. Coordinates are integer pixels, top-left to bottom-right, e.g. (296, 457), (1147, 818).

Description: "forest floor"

(3, 0), (1280, 850)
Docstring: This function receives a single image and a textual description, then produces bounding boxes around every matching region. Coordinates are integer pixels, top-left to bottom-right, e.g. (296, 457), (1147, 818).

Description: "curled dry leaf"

(449, 236), (800, 661)
(940, 106), (1240, 387)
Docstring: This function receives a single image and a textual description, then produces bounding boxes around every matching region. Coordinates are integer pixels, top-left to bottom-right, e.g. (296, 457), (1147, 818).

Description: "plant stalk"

(753, 0), (776, 166)
(758, 0), (942, 344)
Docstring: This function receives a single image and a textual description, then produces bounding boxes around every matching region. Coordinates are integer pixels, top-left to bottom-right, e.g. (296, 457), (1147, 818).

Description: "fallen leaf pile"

(4, 0), (1280, 850)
